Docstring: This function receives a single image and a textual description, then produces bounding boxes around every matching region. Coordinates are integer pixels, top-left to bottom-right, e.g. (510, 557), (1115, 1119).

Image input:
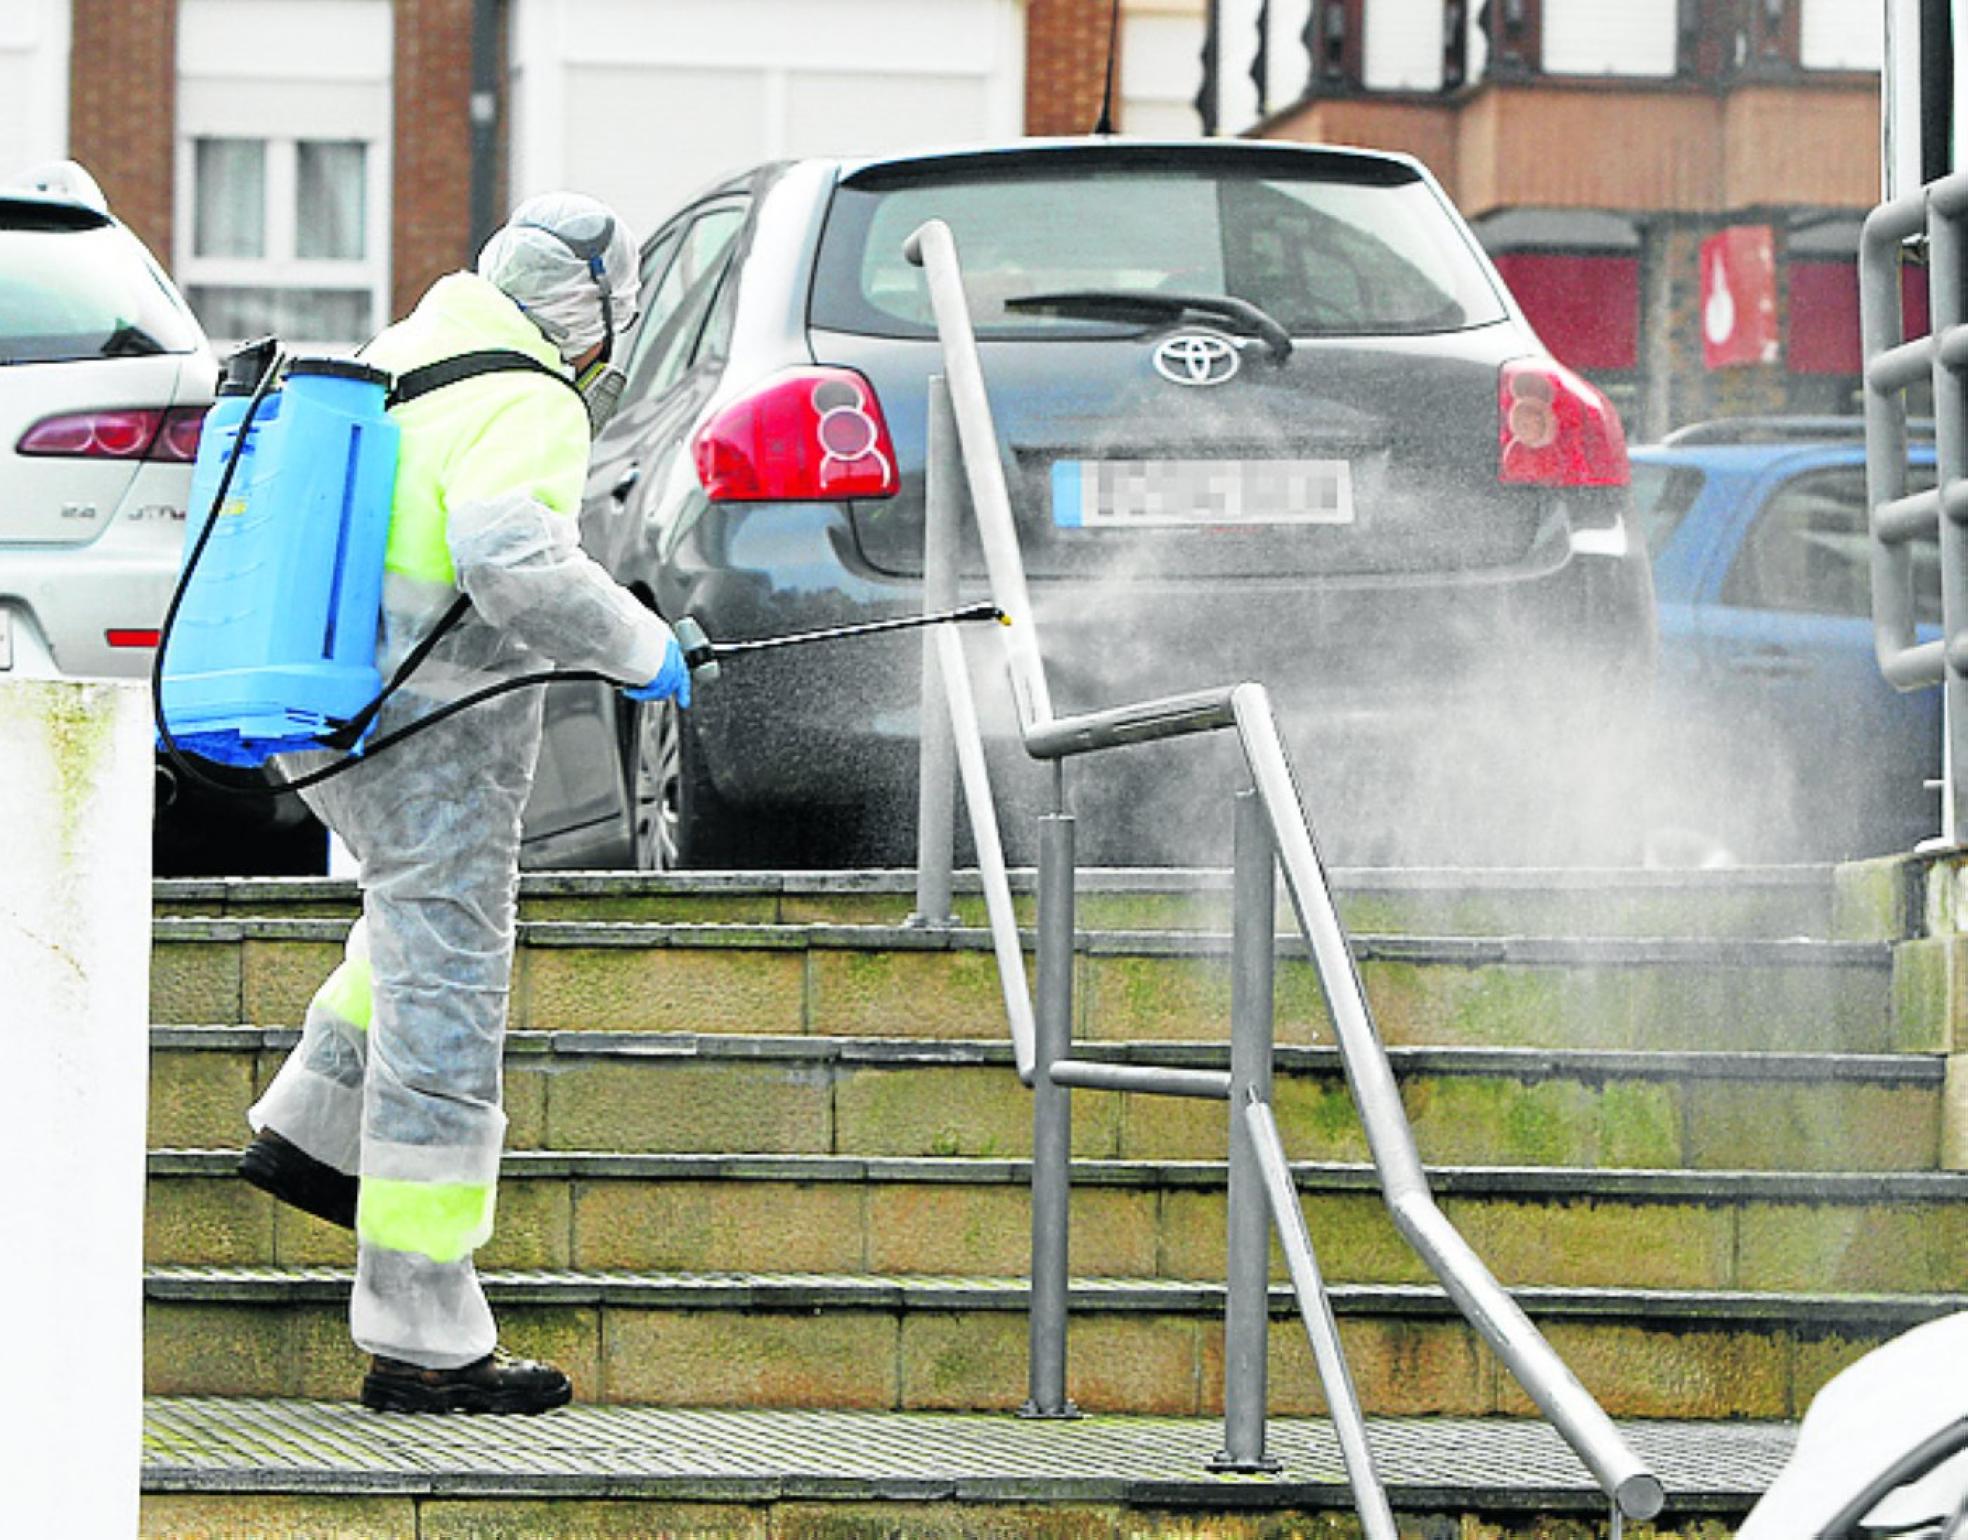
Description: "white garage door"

(512, 0), (1025, 237)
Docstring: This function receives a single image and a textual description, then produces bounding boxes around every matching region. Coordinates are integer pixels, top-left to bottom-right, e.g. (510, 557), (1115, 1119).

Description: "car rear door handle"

(610, 464), (641, 502)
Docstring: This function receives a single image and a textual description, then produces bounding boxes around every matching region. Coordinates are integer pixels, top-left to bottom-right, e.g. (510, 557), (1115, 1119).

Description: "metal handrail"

(904, 220), (1053, 734)
(1233, 683), (1662, 1519)
(904, 216), (1663, 1524)
(1860, 167), (1968, 844)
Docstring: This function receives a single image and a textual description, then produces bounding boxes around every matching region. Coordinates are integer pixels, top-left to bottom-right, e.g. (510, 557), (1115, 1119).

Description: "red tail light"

(1498, 359), (1628, 487)
(106, 629), (161, 649)
(693, 368), (899, 502)
(152, 407), (205, 463)
(17, 405), (205, 463)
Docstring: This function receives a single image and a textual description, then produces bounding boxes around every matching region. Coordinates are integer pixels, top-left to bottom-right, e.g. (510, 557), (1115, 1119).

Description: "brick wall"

(68, 0), (175, 257)
(1027, 0), (1120, 135)
(392, 0), (477, 322)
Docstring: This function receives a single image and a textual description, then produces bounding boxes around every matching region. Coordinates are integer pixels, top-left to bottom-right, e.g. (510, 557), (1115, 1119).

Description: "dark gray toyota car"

(518, 139), (1654, 871)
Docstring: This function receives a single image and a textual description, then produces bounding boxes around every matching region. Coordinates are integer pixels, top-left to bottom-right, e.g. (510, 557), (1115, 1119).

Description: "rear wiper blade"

(1004, 289), (1292, 363)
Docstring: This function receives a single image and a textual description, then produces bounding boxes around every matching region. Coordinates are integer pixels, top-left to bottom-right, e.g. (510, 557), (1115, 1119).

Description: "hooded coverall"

(248, 269), (674, 1367)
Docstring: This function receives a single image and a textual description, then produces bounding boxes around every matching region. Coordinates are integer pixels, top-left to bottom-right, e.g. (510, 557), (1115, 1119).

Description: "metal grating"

(145, 1400), (1794, 1512)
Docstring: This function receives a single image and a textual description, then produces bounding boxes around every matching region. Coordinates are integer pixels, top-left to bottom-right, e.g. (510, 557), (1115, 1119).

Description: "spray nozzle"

(672, 616), (720, 683)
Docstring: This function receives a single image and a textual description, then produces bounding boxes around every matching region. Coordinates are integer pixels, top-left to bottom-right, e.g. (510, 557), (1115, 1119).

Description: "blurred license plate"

(1052, 458), (1354, 529)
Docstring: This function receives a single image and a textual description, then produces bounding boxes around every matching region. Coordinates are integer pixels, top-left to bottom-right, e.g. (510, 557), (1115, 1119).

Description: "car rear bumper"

(0, 522), (319, 854)
(0, 509), (184, 679)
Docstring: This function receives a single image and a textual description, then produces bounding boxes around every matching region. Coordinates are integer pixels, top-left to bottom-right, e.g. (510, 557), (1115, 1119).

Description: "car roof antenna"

(1091, 0), (1122, 135)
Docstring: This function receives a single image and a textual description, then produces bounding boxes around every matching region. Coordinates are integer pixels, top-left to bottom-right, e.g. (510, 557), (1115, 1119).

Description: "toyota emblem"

(1154, 331), (1241, 387)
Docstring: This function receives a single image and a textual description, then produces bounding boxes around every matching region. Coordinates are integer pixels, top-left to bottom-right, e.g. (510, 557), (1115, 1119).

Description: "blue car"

(1632, 421), (1940, 865)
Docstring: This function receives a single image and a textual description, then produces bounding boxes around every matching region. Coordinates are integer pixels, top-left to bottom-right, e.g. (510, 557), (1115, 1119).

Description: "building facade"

(17, 0), (1038, 351)
(8, 0), (1899, 437)
(1225, 0), (1894, 436)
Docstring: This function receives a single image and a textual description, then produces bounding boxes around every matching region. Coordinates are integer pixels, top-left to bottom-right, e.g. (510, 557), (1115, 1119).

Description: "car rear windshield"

(0, 219), (204, 363)
(811, 157), (1508, 339)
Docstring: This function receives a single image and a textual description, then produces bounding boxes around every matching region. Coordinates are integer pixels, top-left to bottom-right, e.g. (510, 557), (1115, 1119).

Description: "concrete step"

(152, 1027), (1948, 1172)
(147, 1150), (1968, 1297)
(154, 863), (1857, 940)
(141, 1399), (1794, 1537)
(142, 1264), (1964, 1421)
(150, 917), (1908, 1053)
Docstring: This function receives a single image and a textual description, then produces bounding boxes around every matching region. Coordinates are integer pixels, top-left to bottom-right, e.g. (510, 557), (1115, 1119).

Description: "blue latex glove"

(624, 637), (691, 709)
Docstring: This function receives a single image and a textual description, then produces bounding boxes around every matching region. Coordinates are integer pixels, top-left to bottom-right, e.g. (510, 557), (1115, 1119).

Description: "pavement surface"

(145, 1399), (1796, 1515)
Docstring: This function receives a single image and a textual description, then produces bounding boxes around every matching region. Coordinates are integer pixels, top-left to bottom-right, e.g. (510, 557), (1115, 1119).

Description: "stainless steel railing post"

(1929, 183), (1968, 844)
(1024, 807), (1079, 1418)
(1247, 1095), (1398, 1540)
(1862, 174), (1967, 845)
(911, 375), (961, 926)
(1215, 783), (1280, 1471)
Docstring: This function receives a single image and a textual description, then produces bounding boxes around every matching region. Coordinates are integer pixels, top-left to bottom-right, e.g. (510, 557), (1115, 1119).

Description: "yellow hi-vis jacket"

(360, 270), (672, 694)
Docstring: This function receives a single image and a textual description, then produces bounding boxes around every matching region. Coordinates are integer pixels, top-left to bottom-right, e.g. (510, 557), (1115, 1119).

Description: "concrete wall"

(1541, 0), (1677, 78)
(0, 0), (69, 181)
(173, 0), (396, 326)
(509, 0), (1026, 239)
(1363, 0), (1443, 92)
(0, 679), (151, 1535)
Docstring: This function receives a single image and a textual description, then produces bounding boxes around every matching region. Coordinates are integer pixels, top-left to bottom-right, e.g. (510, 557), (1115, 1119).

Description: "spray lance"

(669, 603), (1007, 685)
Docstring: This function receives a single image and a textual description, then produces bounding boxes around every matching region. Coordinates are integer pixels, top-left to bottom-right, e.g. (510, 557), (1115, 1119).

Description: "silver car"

(1, 162), (320, 873)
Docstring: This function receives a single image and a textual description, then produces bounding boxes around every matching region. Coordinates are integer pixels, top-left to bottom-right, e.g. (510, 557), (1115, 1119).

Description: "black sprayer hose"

(249, 666), (616, 796)
(227, 603), (1011, 800)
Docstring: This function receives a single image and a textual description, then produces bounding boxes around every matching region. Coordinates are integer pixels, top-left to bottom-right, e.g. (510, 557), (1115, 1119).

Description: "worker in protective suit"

(237, 193), (688, 1415)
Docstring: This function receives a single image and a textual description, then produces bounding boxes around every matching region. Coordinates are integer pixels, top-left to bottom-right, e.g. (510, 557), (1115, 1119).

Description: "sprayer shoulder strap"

(385, 348), (583, 409)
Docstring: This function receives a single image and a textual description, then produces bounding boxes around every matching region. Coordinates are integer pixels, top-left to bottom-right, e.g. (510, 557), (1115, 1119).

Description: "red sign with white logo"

(1701, 225), (1780, 369)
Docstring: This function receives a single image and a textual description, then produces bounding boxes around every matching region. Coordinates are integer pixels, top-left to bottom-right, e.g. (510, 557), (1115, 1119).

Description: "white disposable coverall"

(250, 250), (671, 1367)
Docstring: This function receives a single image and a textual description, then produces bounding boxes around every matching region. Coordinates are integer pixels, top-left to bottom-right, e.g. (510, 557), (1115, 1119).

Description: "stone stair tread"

(151, 1023), (1948, 1080)
(142, 1264), (1968, 1325)
(156, 863), (1839, 900)
(147, 1146), (1968, 1199)
(142, 1397), (1795, 1511)
(151, 913), (1887, 965)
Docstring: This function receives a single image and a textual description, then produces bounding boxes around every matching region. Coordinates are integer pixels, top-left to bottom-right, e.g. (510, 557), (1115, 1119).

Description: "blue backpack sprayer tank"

(151, 339), (1008, 804)
(160, 347), (398, 766)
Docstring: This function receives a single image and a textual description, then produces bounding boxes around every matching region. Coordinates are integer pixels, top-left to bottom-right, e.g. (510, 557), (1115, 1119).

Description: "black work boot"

(238, 1129), (358, 1229)
(361, 1347), (573, 1415)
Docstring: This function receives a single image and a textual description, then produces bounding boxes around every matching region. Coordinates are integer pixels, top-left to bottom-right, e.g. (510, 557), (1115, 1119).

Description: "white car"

(1, 162), (321, 873)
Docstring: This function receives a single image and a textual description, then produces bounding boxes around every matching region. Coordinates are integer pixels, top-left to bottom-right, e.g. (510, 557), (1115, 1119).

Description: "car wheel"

(624, 696), (685, 871)
(623, 697), (764, 869)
